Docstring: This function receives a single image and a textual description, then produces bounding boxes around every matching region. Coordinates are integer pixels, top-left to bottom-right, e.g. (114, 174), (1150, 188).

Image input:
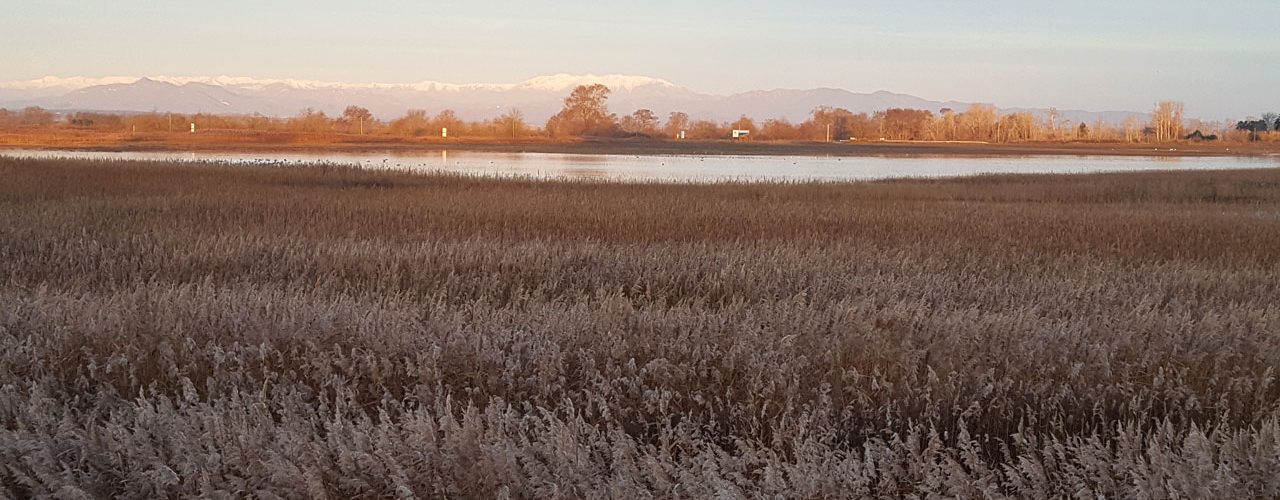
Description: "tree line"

(0, 105), (534, 139)
(3, 85), (1278, 144)
(1235, 112), (1280, 141)
(544, 85), (1277, 144)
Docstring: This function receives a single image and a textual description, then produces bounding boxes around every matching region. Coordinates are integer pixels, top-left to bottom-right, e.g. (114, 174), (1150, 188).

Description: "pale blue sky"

(4, 0), (1278, 118)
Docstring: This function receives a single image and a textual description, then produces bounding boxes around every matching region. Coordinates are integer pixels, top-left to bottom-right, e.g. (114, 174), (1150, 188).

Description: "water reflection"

(559, 154), (611, 164)
(560, 167), (610, 179)
(2, 149), (1277, 183)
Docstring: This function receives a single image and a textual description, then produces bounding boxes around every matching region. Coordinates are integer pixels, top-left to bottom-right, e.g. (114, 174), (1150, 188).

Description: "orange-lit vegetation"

(0, 105), (536, 140)
(4, 87), (1279, 147)
(2, 157), (1279, 496)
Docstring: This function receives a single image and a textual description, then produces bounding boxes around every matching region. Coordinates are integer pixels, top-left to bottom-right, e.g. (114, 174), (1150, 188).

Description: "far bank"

(2, 129), (1278, 158)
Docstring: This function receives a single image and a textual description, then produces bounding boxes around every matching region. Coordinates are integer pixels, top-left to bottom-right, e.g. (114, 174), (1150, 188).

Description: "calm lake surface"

(4, 149), (1278, 182)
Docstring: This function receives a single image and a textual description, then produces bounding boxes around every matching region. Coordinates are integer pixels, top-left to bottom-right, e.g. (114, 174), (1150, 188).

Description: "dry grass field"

(1, 157), (1279, 498)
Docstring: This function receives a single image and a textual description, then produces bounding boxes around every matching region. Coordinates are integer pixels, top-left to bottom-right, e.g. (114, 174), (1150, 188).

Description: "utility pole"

(167, 114), (172, 133)
(359, 117), (364, 135)
(826, 123), (831, 143)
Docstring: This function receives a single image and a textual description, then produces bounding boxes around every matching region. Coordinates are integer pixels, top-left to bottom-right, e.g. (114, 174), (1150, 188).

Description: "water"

(3, 148), (1277, 182)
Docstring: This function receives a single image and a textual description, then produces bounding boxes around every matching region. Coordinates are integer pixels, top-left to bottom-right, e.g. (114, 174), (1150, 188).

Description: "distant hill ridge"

(0, 74), (1145, 125)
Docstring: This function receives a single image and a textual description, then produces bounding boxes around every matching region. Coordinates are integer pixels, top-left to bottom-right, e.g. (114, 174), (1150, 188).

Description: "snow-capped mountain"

(513, 74), (675, 92)
(2, 73), (677, 94)
(0, 74), (1142, 125)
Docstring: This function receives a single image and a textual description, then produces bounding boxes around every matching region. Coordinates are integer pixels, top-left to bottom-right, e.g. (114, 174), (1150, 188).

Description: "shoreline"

(2, 133), (1278, 158)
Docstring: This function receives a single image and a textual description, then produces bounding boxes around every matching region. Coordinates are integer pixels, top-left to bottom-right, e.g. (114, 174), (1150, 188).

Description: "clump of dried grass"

(1, 157), (1279, 497)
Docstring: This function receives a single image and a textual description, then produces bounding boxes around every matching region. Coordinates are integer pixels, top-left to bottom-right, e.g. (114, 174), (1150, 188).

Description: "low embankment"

(3, 128), (1279, 157)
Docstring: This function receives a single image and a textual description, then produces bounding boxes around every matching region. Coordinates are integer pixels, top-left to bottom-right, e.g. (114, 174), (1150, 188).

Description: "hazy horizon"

(5, 1), (1279, 119)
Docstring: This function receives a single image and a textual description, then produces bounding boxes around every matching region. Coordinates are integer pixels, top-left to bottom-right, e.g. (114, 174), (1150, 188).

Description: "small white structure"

(441, 127), (448, 138)
(731, 129), (751, 139)
(190, 123), (196, 133)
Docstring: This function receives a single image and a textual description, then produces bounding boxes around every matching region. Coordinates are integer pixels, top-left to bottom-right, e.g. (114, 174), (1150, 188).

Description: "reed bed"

(1, 157), (1279, 498)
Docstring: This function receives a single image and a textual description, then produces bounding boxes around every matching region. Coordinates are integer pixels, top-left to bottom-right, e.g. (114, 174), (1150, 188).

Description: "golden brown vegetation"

(1, 157), (1279, 497)
(5, 95), (1279, 146)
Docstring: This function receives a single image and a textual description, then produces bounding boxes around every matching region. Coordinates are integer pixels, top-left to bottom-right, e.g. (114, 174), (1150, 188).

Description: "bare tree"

(545, 84), (617, 137)
(341, 106), (373, 134)
(1123, 115), (1141, 143)
(1045, 107), (1060, 140)
(18, 106), (55, 126)
(619, 109), (660, 136)
(803, 107), (868, 141)
(1150, 101), (1185, 143)
(1262, 112), (1279, 132)
(686, 120), (725, 140)
(934, 108), (958, 141)
(958, 104), (997, 142)
(997, 112), (1037, 142)
(879, 108), (934, 141)
(805, 106), (836, 141)
(289, 108), (331, 133)
(730, 115), (758, 138)
(497, 109), (526, 138)
(759, 118), (800, 141)
(664, 112), (690, 139)
(389, 109), (431, 137)
(435, 110), (464, 136)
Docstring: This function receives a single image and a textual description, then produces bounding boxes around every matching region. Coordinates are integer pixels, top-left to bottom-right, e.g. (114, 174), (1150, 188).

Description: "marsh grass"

(1, 157), (1279, 498)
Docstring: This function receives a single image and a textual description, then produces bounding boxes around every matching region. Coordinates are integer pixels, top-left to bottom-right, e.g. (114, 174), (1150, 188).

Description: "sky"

(3, 0), (1278, 119)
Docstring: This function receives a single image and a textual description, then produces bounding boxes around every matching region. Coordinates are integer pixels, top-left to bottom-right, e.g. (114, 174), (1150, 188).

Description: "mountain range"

(0, 74), (1144, 125)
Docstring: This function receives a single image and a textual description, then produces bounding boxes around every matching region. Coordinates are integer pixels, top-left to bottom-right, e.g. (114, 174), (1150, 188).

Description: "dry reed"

(1, 157), (1279, 498)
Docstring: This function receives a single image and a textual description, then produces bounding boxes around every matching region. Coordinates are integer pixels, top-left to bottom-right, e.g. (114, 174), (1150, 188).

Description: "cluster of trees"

(540, 87), (1265, 144)
(384, 108), (528, 138)
(1235, 112), (1280, 140)
(4, 86), (1278, 144)
(218, 105), (533, 138)
(545, 84), (618, 137)
(0, 107), (56, 127)
(0, 105), (534, 139)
